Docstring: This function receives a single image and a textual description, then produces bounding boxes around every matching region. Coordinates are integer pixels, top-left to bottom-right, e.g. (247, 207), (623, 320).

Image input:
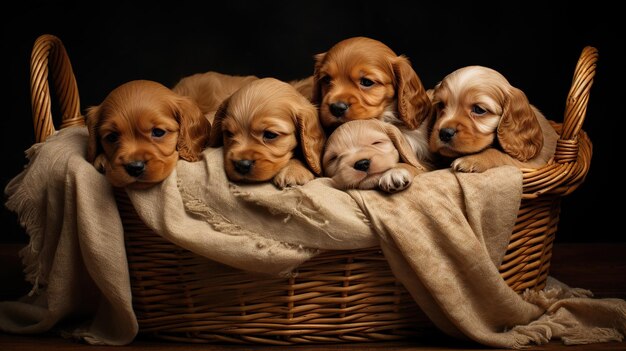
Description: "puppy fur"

(173, 71), (259, 124)
(323, 119), (426, 192)
(429, 66), (558, 172)
(208, 78), (326, 188)
(312, 36), (433, 165)
(173, 71), (315, 121)
(289, 75), (315, 102)
(86, 80), (210, 189)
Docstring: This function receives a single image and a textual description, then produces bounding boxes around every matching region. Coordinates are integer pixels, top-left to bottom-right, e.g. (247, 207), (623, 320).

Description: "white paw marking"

(451, 157), (484, 173)
(378, 168), (412, 193)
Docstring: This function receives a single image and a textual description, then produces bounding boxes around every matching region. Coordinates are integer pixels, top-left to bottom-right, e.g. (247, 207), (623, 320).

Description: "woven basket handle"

(30, 34), (84, 143)
(555, 46), (598, 163)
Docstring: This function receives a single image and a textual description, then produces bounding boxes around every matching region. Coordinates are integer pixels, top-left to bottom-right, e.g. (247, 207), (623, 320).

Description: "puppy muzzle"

(233, 159), (255, 175)
(329, 101), (350, 117)
(353, 159), (371, 172)
(125, 161), (146, 177)
(439, 128), (457, 142)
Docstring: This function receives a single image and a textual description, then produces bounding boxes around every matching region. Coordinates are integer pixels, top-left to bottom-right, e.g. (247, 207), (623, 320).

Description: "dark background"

(2, 1), (624, 243)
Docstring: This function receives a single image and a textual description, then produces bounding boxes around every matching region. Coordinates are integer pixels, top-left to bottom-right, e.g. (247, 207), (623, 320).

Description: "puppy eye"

(327, 154), (337, 163)
(359, 78), (375, 87)
(263, 131), (278, 140)
(372, 140), (384, 145)
(471, 105), (487, 115)
(224, 131), (234, 139)
(103, 132), (119, 144)
(151, 128), (166, 138)
(320, 75), (331, 85)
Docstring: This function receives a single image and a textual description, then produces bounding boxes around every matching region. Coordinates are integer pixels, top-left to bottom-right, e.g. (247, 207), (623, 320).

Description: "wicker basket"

(28, 34), (597, 345)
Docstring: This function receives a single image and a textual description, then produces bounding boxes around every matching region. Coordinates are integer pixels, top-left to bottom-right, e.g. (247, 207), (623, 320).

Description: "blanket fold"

(1, 125), (624, 347)
(1, 127), (136, 345)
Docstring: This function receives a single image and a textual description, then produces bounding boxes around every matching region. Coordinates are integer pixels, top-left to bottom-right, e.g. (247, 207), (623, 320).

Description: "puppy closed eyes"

(312, 36), (433, 164)
(86, 80), (210, 189)
(429, 66), (558, 172)
(323, 119), (426, 193)
(208, 78), (326, 188)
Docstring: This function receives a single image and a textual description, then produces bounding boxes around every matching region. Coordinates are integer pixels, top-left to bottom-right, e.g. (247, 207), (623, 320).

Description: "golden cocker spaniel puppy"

(208, 78), (326, 188)
(86, 80), (210, 189)
(429, 66), (558, 172)
(312, 36), (433, 164)
(323, 119), (426, 192)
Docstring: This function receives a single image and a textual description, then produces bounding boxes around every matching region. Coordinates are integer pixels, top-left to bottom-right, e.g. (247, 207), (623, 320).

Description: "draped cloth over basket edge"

(1, 126), (624, 347)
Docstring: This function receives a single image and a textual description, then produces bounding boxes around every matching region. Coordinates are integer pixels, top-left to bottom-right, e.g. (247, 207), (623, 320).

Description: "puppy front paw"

(378, 168), (412, 193)
(451, 156), (490, 173)
(93, 154), (108, 173)
(273, 165), (315, 189)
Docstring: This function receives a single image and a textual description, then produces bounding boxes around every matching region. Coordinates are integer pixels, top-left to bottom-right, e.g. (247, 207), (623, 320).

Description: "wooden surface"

(1, 242), (625, 350)
(1, 333), (625, 350)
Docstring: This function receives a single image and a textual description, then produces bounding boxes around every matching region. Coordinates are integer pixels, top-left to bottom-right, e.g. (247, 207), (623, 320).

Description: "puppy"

(172, 71), (259, 124)
(173, 71), (314, 120)
(429, 66), (558, 172)
(323, 119), (426, 192)
(312, 36), (433, 164)
(288, 75), (315, 102)
(86, 80), (210, 189)
(208, 78), (326, 188)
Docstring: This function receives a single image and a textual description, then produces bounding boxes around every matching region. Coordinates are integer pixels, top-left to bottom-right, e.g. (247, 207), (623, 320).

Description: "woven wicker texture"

(28, 34), (597, 344)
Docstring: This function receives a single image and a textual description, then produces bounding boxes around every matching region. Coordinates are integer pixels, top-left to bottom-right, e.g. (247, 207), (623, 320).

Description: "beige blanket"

(1, 126), (624, 347)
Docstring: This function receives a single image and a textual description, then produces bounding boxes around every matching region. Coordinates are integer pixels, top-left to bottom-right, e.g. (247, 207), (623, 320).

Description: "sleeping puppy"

(208, 78), (326, 188)
(323, 119), (427, 192)
(429, 66), (558, 172)
(312, 36), (433, 164)
(86, 80), (210, 189)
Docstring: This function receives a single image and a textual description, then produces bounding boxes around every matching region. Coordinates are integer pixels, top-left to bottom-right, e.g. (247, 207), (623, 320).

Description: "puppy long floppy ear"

(294, 99), (325, 176)
(172, 95), (211, 162)
(84, 105), (109, 173)
(311, 52), (327, 106)
(207, 96), (230, 147)
(497, 87), (543, 161)
(383, 123), (425, 171)
(393, 56), (432, 130)
(85, 106), (101, 164)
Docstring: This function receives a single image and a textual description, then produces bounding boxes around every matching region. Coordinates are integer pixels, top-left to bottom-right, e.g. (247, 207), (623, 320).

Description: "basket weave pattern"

(29, 34), (597, 344)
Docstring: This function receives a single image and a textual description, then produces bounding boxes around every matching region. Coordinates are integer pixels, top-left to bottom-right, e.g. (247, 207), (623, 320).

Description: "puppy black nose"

(439, 128), (457, 142)
(125, 161), (145, 177)
(234, 159), (254, 175)
(329, 102), (349, 117)
(353, 159), (370, 172)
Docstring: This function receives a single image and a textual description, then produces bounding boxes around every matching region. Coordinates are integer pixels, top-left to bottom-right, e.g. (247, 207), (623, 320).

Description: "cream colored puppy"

(323, 119), (427, 192)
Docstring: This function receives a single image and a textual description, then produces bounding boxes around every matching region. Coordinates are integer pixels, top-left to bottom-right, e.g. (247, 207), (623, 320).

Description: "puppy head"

(429, 66), (543, 161)
(208, 78), (325, 183)
(312, 36), (431, 130)
(323, 119), (419, 189)
(86, 80), (209, 189)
